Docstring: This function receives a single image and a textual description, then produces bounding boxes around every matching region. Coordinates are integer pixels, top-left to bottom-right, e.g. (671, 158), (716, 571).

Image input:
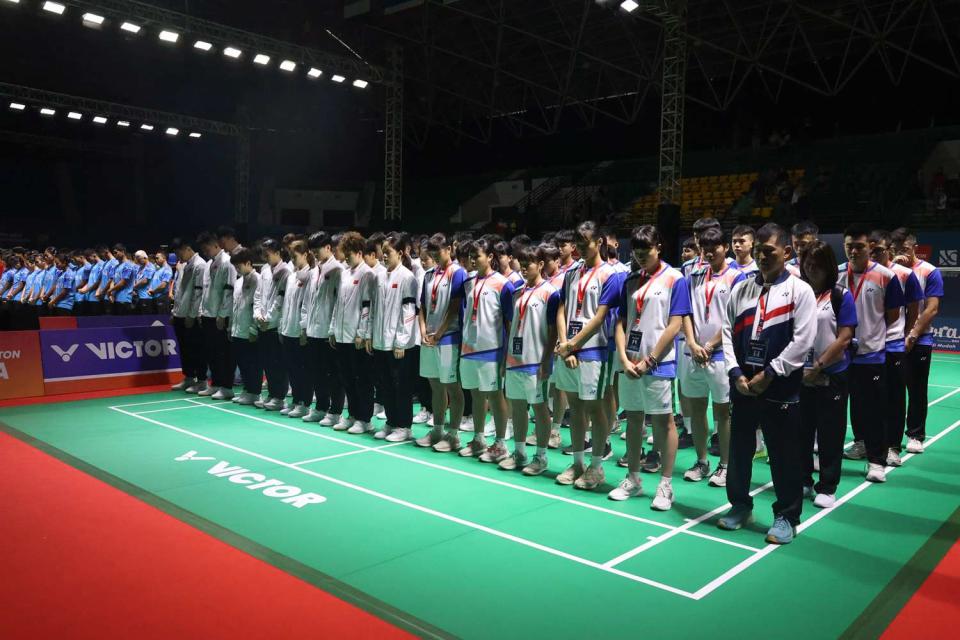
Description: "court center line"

(691, 417), (960, 600)
(109, 405), (696, 599)
(291, 441), (410, 466)
(110, 398), (195, 409)
(186, 399), (755, 552)
(134, 405), (210, 415)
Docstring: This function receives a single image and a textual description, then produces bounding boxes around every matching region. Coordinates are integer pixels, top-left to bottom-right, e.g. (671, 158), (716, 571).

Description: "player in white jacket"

(254, 239), (291, 411)
(229, 249), (261, 405)
(278, 240), (315, 419)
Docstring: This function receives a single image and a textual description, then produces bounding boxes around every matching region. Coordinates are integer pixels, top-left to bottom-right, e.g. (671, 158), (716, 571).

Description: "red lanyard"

(472, 274), (490, 319)
(517, 281), (544, 331)
(816, 290), (831, 306)
(576, 264), (601, 314)
(635, 263), (666, 316)
(849, 262), (874, 302)
(704, 265), (729, 320)
(754, 286), (771, 335)
(431, 265), (451, 306)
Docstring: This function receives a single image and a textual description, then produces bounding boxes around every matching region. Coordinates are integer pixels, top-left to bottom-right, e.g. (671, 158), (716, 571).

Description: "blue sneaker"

(717, 505), (754, 531)
(765, 515), (797, 545)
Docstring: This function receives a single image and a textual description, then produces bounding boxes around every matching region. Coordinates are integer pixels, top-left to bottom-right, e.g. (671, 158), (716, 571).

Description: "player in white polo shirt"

(554, 221), (624, 490)
(501, 245), (562, 475)
(731, 225), (759, 275)
(609, 225), (689, 510)
(416, 233), (469, 451)
(680, 227), (746, 487)
(839, 224), (906, 483)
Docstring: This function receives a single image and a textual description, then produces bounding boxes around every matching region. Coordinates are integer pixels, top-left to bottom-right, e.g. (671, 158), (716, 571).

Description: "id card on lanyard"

(514, 281), (544, 355)
(746, 286), (771, 367)
(430, 265), (451, 313)
(629, 264), (665, 356)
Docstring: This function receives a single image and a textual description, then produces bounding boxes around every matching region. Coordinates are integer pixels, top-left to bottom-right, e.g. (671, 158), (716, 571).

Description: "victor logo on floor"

(175, 450), (327, 509)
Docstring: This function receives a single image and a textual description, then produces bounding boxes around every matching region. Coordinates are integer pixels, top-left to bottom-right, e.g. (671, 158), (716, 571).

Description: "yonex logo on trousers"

(175, 450), (326, 509)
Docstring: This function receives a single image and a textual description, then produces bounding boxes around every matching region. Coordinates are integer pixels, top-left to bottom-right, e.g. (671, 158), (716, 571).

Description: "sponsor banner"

(76, 314), (171, 329)
(39, 325), (181, 384)
(0, 331), (45, 401)
(917, 232), (960, 268)
(39, 316), (78, 331)
(932, 267), (960, 352)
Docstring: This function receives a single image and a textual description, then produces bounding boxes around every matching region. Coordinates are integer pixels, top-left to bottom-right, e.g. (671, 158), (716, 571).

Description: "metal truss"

(384, 44), (404, 221)
(357, 0), (960, 145)
(658, 2), (686, 205)
(0, 82), (240, 136)
(235, 131), (251, 224)
(63, 0), (384, 84)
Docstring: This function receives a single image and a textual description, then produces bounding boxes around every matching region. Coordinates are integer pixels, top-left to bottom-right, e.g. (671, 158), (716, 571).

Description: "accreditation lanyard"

(431, 265), (452, 311)
(471, 274), (490, 321)
(576, 264), (601, 315)
(753, 285), (772, 337)
(634, 263), (667, 317)
(517, 280), (545, 332)
(703, 265), (729, 321)
(849, 262), (874, 302)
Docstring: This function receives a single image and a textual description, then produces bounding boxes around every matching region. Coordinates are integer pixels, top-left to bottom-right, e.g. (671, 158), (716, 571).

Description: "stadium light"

(3, 0), (21, 5)
(307, 67), (322, 79)
(158, 30), (179, 43)
(67, 111), (83, 120)
(193, 40), (213, 52)
(9, 102), (26, 111)
(140, 123), (154, 131)
(189, 132), (202, 139)
(42, 2), (65, 15)
(352, 79), (368, 89)
(165, 127), (179, 136)
(223, 47), (242, 59)
(40, 108), (56, 116)
(331, 74), (345, 83)
(253, 53), (270, 65)
(621, 1), (639, 12)
(81, 12), (104, 25)
(120, 21), (141, 34)
(93, 116), (107, 124)
(279, 60), (297, 72)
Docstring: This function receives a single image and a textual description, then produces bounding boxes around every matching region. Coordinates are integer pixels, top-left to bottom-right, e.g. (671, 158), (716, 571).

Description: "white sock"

(573, 451), (585, 466)
(698, 458), (708, 465)
(628, 471), (641, 483)
(551, 422), (562, 431)
(515, 442), (526, 457)
(537, 447), (547, 458)
(660, 475), (672, 486)
(683, 417), (692, 433)
(590, 454), (604, 469)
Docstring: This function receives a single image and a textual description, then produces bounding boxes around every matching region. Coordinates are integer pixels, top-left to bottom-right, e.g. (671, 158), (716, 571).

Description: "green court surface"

(3, 353), (960, 639)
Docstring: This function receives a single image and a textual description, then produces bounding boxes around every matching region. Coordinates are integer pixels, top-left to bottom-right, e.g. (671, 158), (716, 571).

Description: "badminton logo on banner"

(39, 325), (182, 394)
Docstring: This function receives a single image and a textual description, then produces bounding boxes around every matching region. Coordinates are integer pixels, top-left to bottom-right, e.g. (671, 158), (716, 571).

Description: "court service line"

(110, 398), (195, 409)
(291, 441), (410, 466)
(927, 386), (960, 406)
(187, 399), (759, 552)
(691, 417), (960, 600)
(135, 405), (210, 415)
(109, 406), (696, 599)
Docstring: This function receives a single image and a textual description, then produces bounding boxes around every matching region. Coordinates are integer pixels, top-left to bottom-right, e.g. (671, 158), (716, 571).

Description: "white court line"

(691, 417), (960, 600)
(110, 405), (696, 599)
(110, 398), (193, 409)
(928, 383), (960, 389)
(187, 399), (756, 552)
(927, 386), (960, 406)
(135, 405), (209, 416)
(291, 441), (410, 466)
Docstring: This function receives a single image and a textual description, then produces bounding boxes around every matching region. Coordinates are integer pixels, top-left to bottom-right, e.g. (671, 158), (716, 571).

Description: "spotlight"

(117, 121), (131, 127)
(158, 30), (179, 43)
(67, 111), (83, 120)
(307, 67), (322, 78)
(621, 0), (639, 12)
(3, 0), (21, 4)
(331, 74), (345, 83)
(9, 102), (26, 111)
(93, 116), (108, 124)
(223, 47), (242, 59)
(280, 60), (297, 72)
(40, 108), (56, 116)
(253, 54), (270, 65)
(189, 132), (202, 139)
(140, 124), (154, 131)
(352, 79), (369, 89)
(194, 40), (213, 51)
(42, 2), (65, 15)
(120, 22), (141, 34)
(165, 127), (179, 136)
(82, 12), (104, 25)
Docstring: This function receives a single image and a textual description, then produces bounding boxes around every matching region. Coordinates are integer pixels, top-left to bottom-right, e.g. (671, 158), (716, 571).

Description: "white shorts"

(505, 370), (549, 404)
(553, 357), (610, 402)
(606, 350), (619, 388)
(678, 354), (730, 403)
(618, 375), (674, 415)
(548, 354), (561, 386)
(420, 343), (461, 384)
(460, 358), (501, 392)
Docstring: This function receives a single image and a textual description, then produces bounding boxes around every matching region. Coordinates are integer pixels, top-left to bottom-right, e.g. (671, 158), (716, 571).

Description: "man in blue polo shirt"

(97, 245), (119, 315)
(146, 250), (174, 315)
(108, 244), (138, 315)
(133, 250), (157, 314)
(77, 248), (103, 316)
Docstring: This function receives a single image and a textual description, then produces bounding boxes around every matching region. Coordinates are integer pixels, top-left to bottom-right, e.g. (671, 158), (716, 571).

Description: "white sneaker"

(334, 417), (355, 432)
(185, 382), (207, 394)
(608, 475), (643, 501)
(280, 404), (293, 415)
(347, 420), (373, 435)
(460, 416), (475, 432)
(263, 398), (284, 411)
(231, 395), (241, 403)
(813, 493), (836, 509)
(906, 438), (924, 454)
(197, 385), (219, 397)
(483, 418), (496, 437)
(865, 463), (887, 483)
(373, 403), (385, 417)
(651, 481), (674, 511)
(254, 397), (265, 409)
(386, 428), (412, 443)
(171, 378), (194, 391)
(302, 409), (324, 423)
(288, 404), (309, 419)
(412, 409), (431, 424)
(646, 434), (654, 445)
(374, 426), (392, 440)
(237, 392), (257, 406)
(886, 448), (903, 467)
(708, 464), (727, 488)
(319, 412), (339, 427)
(211, 388), (234, 401)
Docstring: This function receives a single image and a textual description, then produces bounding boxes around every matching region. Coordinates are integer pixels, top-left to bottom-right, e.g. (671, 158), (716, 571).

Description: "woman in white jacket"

(278, 240), (315, 419)
(254, 239), (290, 411)
(362, 236), (419, 442)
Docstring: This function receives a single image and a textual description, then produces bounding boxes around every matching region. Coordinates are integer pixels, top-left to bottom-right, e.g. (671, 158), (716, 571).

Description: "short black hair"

(230, 248), (256, 266)
(554, 229), (575, 245)
(890, 227), (916, 245)
(698, 227), (725, 248)
(536, 242), (560, 262)
(427, 233), (451, 252)
(681, 236), (697, 250)
(516, 246), (541, 268)
(791, 220), (819, 237)
(869, 229), (891, 245)
(308, 231), (333, 250)
(630, 225), (661, 251)
(731, 225), (755, 240)
(692, 217), (721, 234)
(112, 243), (127, 255)
(216, 225), (237, 240)
(756, 223), (788, 247)
(196, 231), (218, 248)
(169, 237), (191, 252)
(843, 223), (871, 241)
(363, 238), (381, 256)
